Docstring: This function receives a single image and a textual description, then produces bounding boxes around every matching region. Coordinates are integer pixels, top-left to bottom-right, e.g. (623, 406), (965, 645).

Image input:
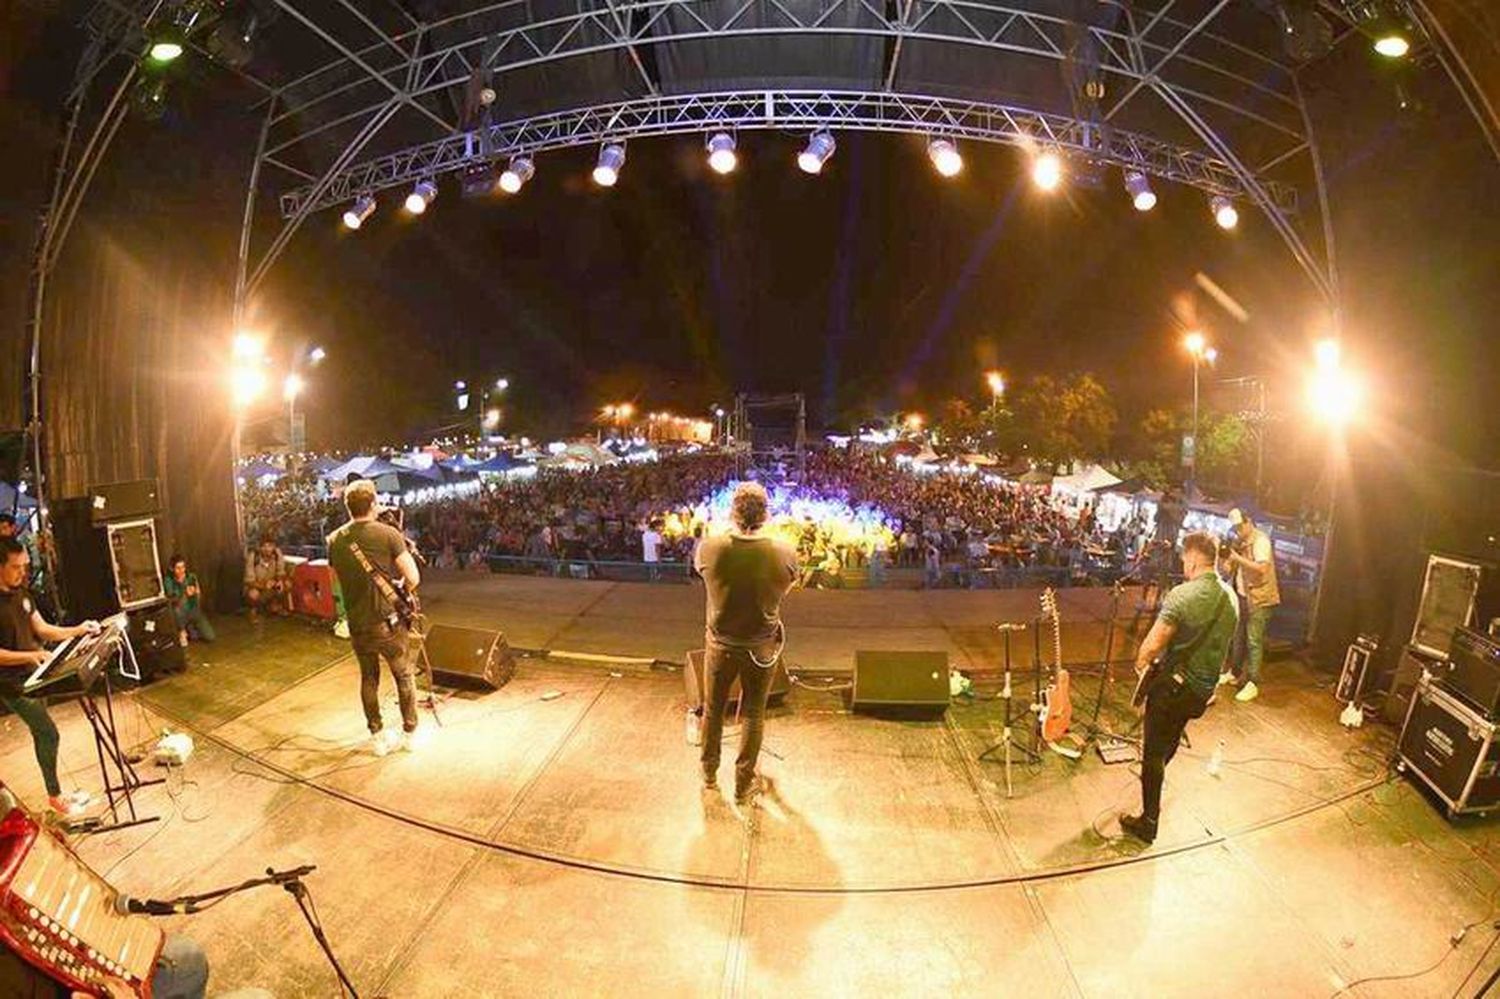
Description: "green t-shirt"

(1158, 572), (1238, 697)
(327, 520), (408, 634)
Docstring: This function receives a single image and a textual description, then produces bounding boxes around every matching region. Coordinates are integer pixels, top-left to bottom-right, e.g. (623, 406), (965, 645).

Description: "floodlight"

(797, 131), (836, 174)
(927, 138), (963, 178)
(1374, 31), (1410, 58)
(1031, 150), (1063, 192)
(706, 133), (738, 175)
(593, 143), (626, 187)
(499, 155), (534, 194)
(1184, 331), (1207, 357)
(1211, 195), (1239, 230)
(404, 180), (437, 215)
(148, 25), (185, 64)
(1124, 170), (1157, 211)
(342, 194), (375, 230)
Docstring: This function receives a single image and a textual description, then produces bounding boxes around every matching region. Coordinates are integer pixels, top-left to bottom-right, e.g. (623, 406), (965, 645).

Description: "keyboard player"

(0, 537), (99, 818)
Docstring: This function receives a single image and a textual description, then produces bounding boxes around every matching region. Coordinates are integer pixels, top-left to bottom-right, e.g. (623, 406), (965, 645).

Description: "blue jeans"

(1233, 599), (1273, 683)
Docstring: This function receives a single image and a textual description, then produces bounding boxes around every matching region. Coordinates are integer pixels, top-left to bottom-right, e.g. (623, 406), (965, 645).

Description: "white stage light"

(1032, 150), (1063, 191)
(1124, 170), (1157, 211)
(706, 133), (738, 175)
(593, 143), (626, 187)
(797, 131), (836, 174)
(927, 138), (963, 177)
(404, 180), (437, 215)
(499, 155), (534, 194)
(341, 194), (375, 230)
(1211, 194), (1239, 230)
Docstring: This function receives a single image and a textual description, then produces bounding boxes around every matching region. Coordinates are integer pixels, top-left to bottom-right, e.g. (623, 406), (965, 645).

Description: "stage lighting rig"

(1211, 195), (1239, 230)
(1031, 149), (1064, 192)
(459, 162), (500, 197)
(1123, 170), (1156, 211)
(797, 131), (836, 174)
(926, 138), (963, 178)
(342, 194), (375, 230)
(706, 133), (738, 175)
(404, 180), (437, 215)
(593, 143), (626, 186)
(499, 155), (535, 193)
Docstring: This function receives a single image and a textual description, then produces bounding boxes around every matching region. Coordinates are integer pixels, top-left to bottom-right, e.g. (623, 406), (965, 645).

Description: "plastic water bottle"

(1207, 739), (1225, 778)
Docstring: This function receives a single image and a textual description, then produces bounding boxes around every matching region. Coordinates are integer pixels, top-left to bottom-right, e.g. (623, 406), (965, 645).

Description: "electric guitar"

(1131, 657), (1167, 709)
(1037, 588), (1076, 752)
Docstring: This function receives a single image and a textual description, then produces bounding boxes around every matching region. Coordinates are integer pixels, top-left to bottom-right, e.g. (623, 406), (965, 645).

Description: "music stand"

(978, 623), (1042, 797)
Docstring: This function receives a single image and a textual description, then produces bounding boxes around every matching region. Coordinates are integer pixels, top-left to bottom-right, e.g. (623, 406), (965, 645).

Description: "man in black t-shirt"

(693, 482), (798, 805)
(327, 480), (422, 756)
(0, 537), (99, 816)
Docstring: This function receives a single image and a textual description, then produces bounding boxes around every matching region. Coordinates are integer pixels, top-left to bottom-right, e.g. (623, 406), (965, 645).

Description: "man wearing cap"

(1219, 508), (1279, 703)
(327, 480), (423, 755)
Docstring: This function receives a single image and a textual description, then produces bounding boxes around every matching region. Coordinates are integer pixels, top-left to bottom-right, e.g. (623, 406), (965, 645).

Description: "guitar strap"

(1161, 584), (1232, 692)
(341, 529), (404, 623)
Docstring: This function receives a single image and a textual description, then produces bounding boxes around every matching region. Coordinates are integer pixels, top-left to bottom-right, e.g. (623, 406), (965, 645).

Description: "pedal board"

(1096, 737), (1139, 764)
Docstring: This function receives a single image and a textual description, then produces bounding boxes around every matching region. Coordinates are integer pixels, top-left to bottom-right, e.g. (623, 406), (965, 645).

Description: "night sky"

(5, 8), (1499, 464)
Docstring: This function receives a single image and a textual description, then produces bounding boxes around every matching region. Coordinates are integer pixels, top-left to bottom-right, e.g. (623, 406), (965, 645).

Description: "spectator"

(244, 536), (290, 621)
(164, 554), (216, 646)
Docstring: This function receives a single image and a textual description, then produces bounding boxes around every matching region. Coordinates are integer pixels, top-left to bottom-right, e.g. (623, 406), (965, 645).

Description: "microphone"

(113, 894), (190, 916)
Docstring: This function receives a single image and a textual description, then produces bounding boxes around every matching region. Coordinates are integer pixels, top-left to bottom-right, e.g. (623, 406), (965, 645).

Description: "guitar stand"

(978, 623), (1042, 798)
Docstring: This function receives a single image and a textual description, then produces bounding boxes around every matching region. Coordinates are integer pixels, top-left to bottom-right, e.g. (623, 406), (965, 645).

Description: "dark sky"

(5, 7), (1499, 464)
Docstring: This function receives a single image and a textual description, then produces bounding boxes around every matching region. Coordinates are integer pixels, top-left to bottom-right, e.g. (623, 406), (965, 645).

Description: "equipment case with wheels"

(1398, 673), (1500, 817)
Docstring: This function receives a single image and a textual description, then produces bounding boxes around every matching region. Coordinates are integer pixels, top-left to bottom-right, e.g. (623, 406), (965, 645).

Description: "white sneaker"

(1217, 671), (1234, 687)
(370, 730), (394, 757)
(48, 791), (92, 819)
(685, 709), (703, 747)
(398, 728), (428, 753)
(1235, 681), (1260, 703)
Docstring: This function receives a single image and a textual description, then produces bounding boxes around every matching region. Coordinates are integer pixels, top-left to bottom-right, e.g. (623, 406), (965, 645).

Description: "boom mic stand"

(407, 615), (447, 727)
(978, 623), (1041, 797)
(1079, 582), (1140, 763)
(142, 865), (361, 998)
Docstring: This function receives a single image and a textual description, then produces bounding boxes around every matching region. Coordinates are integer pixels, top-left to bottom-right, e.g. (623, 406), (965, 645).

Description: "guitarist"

(1119, 531), (1237, 845)
(328, 479), (423, 757)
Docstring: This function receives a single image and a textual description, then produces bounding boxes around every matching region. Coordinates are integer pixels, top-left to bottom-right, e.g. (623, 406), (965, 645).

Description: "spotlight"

(593, 143), (626, 187)
(1124, 170), (1156, 211)
(148, 24), (185, 65)
(1374, 32), (1410, 58)
(342, 194), (375, 230)
(499, 155), (534, 194)
(1031, 150), (1063, 192)
(404, 179), (437, 215)
(797, 131), (836, 175)
(927, 138), (963, 178)
(706, 133), (738, 175)
(1211, 195), (1239, 230)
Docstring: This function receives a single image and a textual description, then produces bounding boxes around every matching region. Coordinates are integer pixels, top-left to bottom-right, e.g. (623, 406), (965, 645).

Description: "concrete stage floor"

(4, 575), (1500, 997)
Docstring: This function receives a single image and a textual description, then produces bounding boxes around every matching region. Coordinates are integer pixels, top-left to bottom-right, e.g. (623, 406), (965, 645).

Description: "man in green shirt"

(1120, 530), (1238, 844)
(164, 554), (216, 645)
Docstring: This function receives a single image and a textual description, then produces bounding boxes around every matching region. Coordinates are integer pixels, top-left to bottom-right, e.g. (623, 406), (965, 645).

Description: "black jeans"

(350, 623), (417, 734)
(1, 690), (61, 796)
(700, 643), (775, 795)
(1140, 678), (1211, 826)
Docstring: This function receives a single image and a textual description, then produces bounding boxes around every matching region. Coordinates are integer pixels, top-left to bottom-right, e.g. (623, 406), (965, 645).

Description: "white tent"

(1052, 463), (1123, 494)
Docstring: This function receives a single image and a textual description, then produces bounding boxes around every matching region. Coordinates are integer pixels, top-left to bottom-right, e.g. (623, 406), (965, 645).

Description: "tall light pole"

(481, 377), (509, 442)
(985, 370), (1005, 413)
(1182, 332), (1216, 494)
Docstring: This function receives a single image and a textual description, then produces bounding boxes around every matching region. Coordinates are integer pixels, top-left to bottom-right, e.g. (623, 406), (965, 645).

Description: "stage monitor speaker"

(422, 623), (515, 691)
(852, 650), (949, 714)
(684, 649), (791, 709)
(89, 479), (160, 525)
(126, 601), (186, 680)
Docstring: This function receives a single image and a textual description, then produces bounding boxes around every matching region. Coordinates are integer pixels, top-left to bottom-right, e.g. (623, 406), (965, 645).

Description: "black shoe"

(1119, 813), (1158, 844)
(734, 775), (767, 806)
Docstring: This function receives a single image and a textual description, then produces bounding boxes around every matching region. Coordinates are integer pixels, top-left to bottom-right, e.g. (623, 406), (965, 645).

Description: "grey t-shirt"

(328, 520), (408, 634)
(694, 532), (799, 649)
(1158, 572), (1239, 697)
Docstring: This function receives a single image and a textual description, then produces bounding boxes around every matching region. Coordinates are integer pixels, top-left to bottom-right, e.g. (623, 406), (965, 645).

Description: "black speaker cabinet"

(852, 650), (950, 714)
(421, 623), (515, 691)
(1398, 674), (1500, 817)
(684, 649), (791, 709)
(51, 497), (117, 620)
(127, 601), (186, 679)
(88, 478), (160, 525)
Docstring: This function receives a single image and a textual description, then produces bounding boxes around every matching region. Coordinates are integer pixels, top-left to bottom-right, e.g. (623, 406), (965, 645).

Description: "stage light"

(1315, 338), (1341, 370)
(499, 155), (534, 194)
(1211, 195), (1239, 230)
(1374, 31), (1410, 58)
(797, 131), (836, 175)
(1031, 150), (1063, 192)
(232, 333), (265, 361)
(1124, 170), (1156, 211)
(706, 133), (738, 175)
(1308, 368), (1363, 425)
(1184, 330), (1207, 357)
(927, 138), (963, 178)
(283, 373), (304, 402)
(148, 24), (185, 65)
(342, 194), (375, 230)
(231, 368), (266, 409)
(593, 143), (626, 187)
(404, 180), (437, 215)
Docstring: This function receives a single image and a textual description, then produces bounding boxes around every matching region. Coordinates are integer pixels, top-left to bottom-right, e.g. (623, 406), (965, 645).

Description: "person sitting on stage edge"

(1120, 530), (1238, 845)
(693, 481), (799, 806)
(1218, 508), (1280, 703)
(243, 536), (290, 621)
(327, 479), (423, 757)
(0, 537), (99, 818)
(164, 554), (216, 647)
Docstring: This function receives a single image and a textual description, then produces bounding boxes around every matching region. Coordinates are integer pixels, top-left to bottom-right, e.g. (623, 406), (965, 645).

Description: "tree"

(1013, 373), (1118, 468)
(935, 397), (978, 446)
(1122, 406), (1253, 490)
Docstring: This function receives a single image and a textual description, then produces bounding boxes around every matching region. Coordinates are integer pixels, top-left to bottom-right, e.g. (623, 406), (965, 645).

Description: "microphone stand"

(151, 865), (360, 999)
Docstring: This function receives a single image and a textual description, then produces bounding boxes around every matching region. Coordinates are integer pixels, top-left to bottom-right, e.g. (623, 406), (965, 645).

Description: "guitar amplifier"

(1443, 627), (1500, 718)
(1398, 674), (1500, 817)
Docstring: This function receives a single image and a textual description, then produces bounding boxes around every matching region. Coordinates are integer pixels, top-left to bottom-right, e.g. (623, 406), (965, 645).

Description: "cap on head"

(1228, 508), (1246, 527)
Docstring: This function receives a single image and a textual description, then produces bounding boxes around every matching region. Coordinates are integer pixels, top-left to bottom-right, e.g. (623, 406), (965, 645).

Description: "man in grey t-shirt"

(694, 482), (798, 805)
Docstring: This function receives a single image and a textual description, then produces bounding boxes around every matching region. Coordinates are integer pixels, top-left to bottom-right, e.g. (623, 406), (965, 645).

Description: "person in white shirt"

(641, 520), (663, 563)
